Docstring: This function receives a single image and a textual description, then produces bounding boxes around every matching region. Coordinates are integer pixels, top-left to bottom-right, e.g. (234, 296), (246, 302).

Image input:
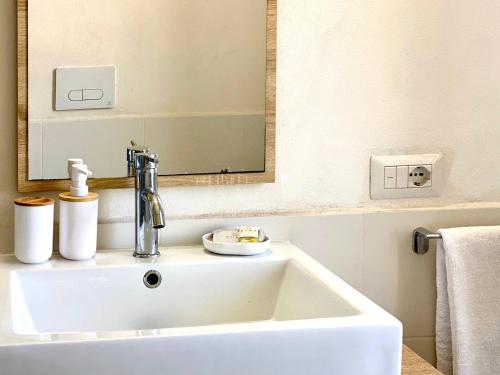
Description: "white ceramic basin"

(0, 242), (402, 375)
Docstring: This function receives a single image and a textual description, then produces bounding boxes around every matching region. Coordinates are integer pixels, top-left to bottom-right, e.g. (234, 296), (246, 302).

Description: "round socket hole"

(143, 270), (162, 289)
(409, 166), (431, 187)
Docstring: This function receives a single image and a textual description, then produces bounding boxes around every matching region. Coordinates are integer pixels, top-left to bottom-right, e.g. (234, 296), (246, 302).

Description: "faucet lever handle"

(135, 152), (160, 170)
(127, 142), (151, 176)
(127, 143), (150, 163)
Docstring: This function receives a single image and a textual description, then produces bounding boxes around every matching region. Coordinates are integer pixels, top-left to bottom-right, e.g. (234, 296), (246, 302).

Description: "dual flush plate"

(370, 154), (443, 199)
(55, 66), (116, 111)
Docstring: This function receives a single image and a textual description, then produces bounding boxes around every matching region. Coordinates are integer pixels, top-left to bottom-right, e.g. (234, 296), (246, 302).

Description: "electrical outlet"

(370, 154), (443, 199)
(408, 165), (432, 187)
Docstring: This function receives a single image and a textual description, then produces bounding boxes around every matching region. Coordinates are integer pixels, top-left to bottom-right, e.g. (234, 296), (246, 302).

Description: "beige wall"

(28, 0), (267, 120)
(0, 0), (19, 251)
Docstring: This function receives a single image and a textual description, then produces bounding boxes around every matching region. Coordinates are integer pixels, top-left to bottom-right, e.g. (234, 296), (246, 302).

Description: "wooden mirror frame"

(17, 0), (276, 192)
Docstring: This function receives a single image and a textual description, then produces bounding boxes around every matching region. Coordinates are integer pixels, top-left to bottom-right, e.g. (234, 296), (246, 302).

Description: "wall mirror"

(17, 0), (276, 192)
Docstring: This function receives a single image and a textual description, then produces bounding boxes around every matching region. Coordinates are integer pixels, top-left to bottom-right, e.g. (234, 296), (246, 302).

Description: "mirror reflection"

(28, 0), (267, 180)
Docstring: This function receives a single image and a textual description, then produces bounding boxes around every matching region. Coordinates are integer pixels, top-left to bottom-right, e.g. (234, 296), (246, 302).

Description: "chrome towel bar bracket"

(412, 227), (442, 254)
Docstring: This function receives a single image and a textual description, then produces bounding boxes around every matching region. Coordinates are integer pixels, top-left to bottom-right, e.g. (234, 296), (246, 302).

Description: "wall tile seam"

(93, 202), (500, 224)
(1, 202), (498, 227)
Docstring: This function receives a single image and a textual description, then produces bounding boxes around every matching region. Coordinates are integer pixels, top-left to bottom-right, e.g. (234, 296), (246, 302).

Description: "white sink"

(0, 242), (402, 375)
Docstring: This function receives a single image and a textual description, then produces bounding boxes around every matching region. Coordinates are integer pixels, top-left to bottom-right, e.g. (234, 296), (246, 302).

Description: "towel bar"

(412, 227), (442, 254)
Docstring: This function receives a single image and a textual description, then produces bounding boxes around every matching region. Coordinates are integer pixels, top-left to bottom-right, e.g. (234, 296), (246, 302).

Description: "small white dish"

(202, 233), (270, 256)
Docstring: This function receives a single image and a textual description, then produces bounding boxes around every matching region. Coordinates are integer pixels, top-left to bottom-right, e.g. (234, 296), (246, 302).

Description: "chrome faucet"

(130, 152), (165, 258)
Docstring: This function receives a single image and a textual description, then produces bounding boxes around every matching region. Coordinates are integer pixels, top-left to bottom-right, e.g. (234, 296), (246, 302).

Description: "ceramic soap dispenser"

(58, 159), (98, 260)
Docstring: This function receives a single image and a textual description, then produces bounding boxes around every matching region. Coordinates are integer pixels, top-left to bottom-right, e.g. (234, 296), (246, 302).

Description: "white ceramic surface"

(14, 203), (54, 264)
(202, 233), (270, 255)
(0, 242), (402, 375)
(59, 198), (98, 261)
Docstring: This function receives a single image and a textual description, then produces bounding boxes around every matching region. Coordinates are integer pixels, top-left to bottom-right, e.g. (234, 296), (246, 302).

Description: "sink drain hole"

(143, 270), (162, 289)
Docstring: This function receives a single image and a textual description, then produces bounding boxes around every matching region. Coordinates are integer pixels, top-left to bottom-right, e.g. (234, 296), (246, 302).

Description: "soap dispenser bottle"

(59, 159), (98, 260)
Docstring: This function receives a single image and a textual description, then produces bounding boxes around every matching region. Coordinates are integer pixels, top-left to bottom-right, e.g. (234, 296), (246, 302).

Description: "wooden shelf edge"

(402, 345), (442, 375)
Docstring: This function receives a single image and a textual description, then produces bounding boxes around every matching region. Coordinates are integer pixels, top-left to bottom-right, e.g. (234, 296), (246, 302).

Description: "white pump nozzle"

(67, 158), (83, 176)
(68, 160), (93, 197)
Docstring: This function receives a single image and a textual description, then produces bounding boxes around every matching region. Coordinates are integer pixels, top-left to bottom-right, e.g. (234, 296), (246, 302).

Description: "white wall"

(5, 0), (499, 221)
(95, 0), (500, 221)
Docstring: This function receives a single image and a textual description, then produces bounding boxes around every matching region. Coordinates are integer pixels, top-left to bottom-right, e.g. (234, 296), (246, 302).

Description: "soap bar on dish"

(237, 227), (261, 243)
(212, 230), (238, 243)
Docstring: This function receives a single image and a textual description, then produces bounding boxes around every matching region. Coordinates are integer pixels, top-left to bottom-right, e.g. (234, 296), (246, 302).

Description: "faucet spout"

(142, 190), (165, 229)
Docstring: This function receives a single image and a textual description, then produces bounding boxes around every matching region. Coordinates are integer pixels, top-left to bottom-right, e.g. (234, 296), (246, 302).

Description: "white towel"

(436, 226), (500, 375)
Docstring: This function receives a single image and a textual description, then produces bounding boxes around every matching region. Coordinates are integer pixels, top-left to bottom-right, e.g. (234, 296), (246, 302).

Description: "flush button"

(83, 89), (104, 101)
(384, 166), (397, 189)
(68, 90), (83, 101)
(55, 66), (116, 110)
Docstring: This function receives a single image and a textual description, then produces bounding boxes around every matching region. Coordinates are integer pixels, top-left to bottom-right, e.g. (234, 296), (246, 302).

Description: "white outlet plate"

(370, 154), (443, 199)
(55, 66), (116, 111)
